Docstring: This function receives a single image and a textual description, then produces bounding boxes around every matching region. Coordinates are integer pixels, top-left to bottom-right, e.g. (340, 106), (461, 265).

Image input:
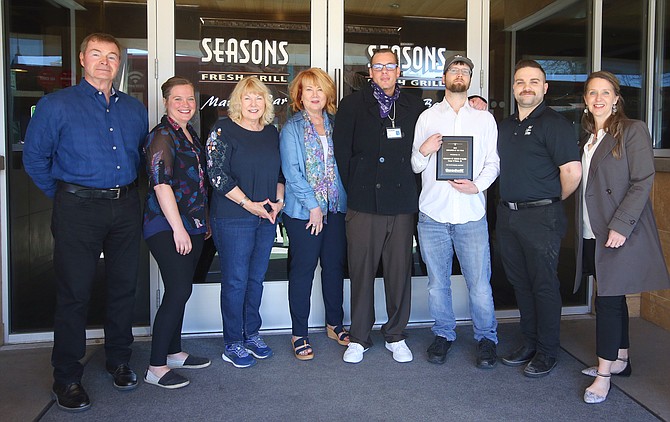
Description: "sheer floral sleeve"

(145, 126), (176, 188)
(206, 124), (237, 194)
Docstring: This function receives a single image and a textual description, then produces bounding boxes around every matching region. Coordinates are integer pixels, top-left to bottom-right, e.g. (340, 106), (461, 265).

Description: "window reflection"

(174, 3), (311, 282)
(490, 0), (589, 308)
(7, 0), (150, 333)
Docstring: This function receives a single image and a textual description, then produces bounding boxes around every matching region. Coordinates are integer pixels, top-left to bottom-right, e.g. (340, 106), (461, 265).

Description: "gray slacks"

(345, 210), (415, 348)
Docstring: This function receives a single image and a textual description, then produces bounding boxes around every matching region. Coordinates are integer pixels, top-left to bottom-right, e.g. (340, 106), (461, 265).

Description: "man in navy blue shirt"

(23, 33), (148, 412)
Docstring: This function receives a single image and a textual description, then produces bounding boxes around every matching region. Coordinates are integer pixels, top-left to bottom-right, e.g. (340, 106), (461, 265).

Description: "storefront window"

(602, 0), (648, 121)
(5, 0), (150, 333)
(489, 0), (590, 308)
(174, 1), (311, 283)
(343, 1), (467, 278)
(655, 0), (670, 148)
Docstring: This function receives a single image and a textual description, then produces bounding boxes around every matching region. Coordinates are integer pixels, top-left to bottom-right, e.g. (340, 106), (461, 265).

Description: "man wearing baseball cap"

(411, 54), (500, 368)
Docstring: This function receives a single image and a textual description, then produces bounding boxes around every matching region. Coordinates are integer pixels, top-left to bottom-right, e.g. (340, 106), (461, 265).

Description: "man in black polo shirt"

(497, 60), (581, 377)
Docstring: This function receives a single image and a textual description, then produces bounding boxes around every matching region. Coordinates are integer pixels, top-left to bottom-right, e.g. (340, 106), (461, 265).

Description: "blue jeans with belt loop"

(418, 212), (498, 343)
(211, 215), (276, 345)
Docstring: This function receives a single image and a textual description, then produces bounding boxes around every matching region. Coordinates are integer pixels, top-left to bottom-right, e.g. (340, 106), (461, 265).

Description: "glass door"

(168, 0), (313, 333)
(4, 0), (151, 342)
(489, 0), (591, 313)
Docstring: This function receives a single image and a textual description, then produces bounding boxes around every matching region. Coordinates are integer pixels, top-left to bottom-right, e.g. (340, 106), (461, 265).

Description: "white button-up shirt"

(411, 98), (499, 224)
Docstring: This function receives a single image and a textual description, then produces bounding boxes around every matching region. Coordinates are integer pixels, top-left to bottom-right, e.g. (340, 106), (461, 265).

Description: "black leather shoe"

(524, 353), (557, 378)
(426, 336), (452, 364)
(476, 338), (497, 369)
(52, 382), (91, 412)
(502, 345), (536, 367)
(106, 363), (138, 390)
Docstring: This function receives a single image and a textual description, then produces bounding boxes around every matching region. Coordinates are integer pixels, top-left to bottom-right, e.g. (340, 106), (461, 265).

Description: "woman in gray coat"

(575, 71), (670, 404)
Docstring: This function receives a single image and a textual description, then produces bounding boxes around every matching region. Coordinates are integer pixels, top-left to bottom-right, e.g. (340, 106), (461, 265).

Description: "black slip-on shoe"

(52, 382), (91, 412)
(167, 354), (211, 369)
(144, 369), (190, 389)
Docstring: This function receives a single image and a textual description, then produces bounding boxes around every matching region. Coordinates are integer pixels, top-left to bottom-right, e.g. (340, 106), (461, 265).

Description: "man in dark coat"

(334, 48), (425, 364)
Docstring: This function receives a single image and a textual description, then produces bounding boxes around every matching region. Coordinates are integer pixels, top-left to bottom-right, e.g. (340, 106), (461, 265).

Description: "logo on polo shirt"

(524, 125), (533, 136)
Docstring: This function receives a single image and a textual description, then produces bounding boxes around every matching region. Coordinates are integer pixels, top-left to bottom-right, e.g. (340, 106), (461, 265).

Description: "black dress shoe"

(52, 382), (91, 412)
(106, 363), (138, 390)
(524, 353), (557, 378)
(501, 345), (536, 367)
(427, 336), (452, 364)
(476, 338), (497, 369)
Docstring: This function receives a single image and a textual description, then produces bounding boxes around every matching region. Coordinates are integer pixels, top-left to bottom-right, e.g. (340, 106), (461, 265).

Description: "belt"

(58, 181), (136, 200)
(501, 197), (560, 211)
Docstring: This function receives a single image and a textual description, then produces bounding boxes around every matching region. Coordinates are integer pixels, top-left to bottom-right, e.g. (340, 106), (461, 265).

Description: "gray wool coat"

(574, 119), (670, 296)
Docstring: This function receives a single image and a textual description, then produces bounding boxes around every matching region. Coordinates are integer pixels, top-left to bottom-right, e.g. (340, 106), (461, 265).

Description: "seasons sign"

(200, 38), (289, 66)
(367, 44), (453, 76)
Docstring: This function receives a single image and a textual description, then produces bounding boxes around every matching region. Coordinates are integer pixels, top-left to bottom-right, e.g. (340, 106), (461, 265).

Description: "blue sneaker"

(222, 343), (256, 368)
(244, 335), (273, 359)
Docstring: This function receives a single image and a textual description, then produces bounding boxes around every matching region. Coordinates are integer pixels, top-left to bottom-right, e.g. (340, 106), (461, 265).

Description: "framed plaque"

(436, 136), (473, 180)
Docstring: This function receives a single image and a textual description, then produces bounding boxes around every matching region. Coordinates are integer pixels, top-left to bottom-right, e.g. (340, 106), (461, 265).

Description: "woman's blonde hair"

(227, 76), (275, 125)
(289, 68), (337, 115)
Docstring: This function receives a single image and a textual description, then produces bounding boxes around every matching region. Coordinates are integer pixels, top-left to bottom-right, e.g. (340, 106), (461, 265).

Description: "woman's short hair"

(161, 76), (194, 100)
(289, 68), (337, 115)
(228, 76), (275, 125)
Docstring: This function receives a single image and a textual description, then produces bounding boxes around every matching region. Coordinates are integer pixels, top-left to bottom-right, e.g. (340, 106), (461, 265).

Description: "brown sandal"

(327, 325), (350, 346)
(292, 337), (314, 361)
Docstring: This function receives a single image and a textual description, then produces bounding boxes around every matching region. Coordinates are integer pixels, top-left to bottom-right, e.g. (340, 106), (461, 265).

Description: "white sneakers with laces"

(343, 342), (368, 363)
(385, 339), (413, 363)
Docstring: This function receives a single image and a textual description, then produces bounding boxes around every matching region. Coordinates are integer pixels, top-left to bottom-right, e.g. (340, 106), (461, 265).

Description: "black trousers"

(583, 238), (630, 361)
(146, 231), (204, 366)
(283, 212), (347, 337)
(51, 188), (141, 385)
(496, 202), (566, 358)
(345, 210), (414, 348)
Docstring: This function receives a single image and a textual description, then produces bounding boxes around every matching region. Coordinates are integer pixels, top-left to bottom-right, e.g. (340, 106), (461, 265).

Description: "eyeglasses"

(370, 63), (399, 71)
(446, 68), (472, 76)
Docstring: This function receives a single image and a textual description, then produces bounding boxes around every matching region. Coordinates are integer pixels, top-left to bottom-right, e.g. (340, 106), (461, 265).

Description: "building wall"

(641, 162), (670, 330)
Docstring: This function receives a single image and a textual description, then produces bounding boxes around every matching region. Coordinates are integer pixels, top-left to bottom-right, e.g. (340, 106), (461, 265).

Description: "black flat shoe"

(52, 382), (91, 412)
(106, 363), (138, 390)
(502, 345), (536, 367)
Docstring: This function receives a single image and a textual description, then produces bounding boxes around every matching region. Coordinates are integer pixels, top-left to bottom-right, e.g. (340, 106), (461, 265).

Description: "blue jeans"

(211, 216), (276, 345)
(418, 212), (497, 343)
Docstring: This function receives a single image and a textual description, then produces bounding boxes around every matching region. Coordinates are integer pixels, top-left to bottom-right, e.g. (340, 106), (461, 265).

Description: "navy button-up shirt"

(23, 78), (148, 198)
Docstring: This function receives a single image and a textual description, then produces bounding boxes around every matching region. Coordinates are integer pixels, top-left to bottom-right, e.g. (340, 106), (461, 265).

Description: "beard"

(447, 80), (469, 93)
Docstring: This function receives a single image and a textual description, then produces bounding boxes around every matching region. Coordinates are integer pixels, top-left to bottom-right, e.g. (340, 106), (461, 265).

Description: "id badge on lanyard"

(386, 103), (403, 140)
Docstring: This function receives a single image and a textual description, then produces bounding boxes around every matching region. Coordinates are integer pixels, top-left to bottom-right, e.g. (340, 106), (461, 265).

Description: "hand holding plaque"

(436, 136), (473, 180)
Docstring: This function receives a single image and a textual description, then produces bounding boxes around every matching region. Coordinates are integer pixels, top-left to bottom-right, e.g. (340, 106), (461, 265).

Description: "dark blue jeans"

(496, 201), (566, 358)
(51, 188), (141, 384)
(283, 212), (347, 337)
(212, 216), (276, 345)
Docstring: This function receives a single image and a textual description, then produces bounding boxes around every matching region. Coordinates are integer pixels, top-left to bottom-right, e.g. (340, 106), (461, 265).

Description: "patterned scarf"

(371, 81), (400, 118)
(302, 110), (340, 221)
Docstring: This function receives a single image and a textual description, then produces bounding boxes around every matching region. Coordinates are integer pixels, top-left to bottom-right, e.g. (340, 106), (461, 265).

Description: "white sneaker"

(343, 342), (368, 364)
(385, 339), (413, 363)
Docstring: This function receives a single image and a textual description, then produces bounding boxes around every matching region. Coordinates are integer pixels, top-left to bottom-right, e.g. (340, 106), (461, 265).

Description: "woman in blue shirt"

(143, 76), (211, 389)
(280, 68), (348, 360)
(206, 77), (284, 368)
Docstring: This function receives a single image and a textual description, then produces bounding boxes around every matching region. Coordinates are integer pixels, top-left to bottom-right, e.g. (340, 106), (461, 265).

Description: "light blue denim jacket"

(279, 111), (347, 220)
